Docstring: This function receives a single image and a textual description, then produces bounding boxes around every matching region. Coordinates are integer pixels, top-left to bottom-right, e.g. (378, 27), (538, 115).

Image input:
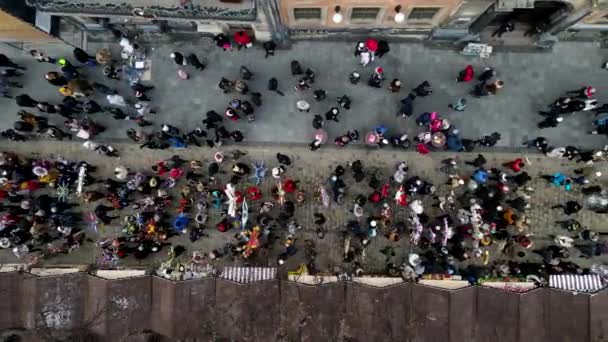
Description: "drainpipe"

(546, 0), (594, 34)
(256, 0), (289, 45)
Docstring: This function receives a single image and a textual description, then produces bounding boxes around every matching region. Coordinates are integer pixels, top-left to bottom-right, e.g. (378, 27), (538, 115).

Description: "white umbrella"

(241, 199), (249, 229)
(225, 184), (237, 217)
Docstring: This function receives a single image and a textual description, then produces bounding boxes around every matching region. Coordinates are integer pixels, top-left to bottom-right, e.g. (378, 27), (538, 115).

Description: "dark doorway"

(490, 1), (568, 26)
(470, 1), (569, 34)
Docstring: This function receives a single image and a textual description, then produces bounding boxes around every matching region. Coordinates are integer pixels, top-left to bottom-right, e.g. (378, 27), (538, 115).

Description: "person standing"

(354, 42), (367, 57)
(389, 79), (401, 93)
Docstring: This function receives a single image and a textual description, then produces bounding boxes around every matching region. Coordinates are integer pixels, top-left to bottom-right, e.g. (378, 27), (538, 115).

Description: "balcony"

(26, 0), (256, 21)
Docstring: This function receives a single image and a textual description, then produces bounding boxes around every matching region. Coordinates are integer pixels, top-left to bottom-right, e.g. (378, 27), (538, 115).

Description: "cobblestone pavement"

(1, 40), (608, 148)
(0, 141), (605, 274)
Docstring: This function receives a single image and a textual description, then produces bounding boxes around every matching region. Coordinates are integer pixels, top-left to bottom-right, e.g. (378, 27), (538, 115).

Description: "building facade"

(280, 0), (472, 36)
(25, 0), (283, 41)
(280, 0), (595, 43)
(21, 0), (601, 45)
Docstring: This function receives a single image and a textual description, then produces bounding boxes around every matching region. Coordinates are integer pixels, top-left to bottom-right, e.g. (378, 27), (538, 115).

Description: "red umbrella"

(365, 38), (378, 52)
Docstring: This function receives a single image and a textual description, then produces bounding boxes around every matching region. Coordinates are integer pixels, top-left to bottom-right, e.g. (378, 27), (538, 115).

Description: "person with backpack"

(186, 54), (205, 70)
(263, 40), (276, 58)
(240, 66), (253, 80)
(290, 60), (303, 76)
(457, 65), (474, 82)
(268, 78), (284, 96)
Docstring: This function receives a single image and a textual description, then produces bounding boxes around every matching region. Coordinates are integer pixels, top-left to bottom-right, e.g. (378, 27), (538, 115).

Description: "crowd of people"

(0, 34), (606, 286)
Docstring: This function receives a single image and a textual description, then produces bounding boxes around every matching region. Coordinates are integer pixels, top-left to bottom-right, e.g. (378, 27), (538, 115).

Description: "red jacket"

(234, 31), (251, 45)
(461, 65), (474, 82)
(509, 159), (524, 172)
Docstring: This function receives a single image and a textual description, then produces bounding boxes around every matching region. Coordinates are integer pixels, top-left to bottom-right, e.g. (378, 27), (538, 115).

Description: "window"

(294, 8), (322, 21)
(408, 7), (440, 20)
(351, 7), (381, 21)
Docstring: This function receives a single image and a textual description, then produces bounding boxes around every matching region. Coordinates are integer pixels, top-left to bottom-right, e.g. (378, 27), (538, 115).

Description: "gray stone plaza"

(1, 39), (607, 148)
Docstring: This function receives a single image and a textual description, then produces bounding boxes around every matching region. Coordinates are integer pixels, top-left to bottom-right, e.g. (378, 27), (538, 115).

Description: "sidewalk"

(0, 141), (605, 272)
(0, 40), (607, 148)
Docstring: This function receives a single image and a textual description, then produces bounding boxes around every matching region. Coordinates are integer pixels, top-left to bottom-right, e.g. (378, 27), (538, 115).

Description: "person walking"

(73, 48), (95, 65)
(354, 42), (367, 56)
(492, 21), (515, 37)
(504, 158), (525, 172)
(313, 89), (327, 101)
(213, 33), (232, 50)
(186, 54), (205, 70)
(465, 154), (487, 168)
(457, 65), (474, 82)
(337, 95), (351, 110)
(449, 97), (467, 111)
(170, 52), (186, 65)
(398, 93), (416, 119)
(277, 153), (292, 165)
(538, 115), (563, 129)
(375, 40), (390, 58)
(44, 72), (67, 87)
(360, 50), (373, 67)
(523, 136), (549, 153)
(312, 115), (324, 129)
(15, 94), (38, 107)
(0, 54), (26, 70)
(263, 40), (276, 58)
(389, 79), (401, 93)
(552, 201), (582, 215)
(39, 125), (72, 140)
(29, 50), (56, 64)
(234, 30), (252, 50)
(325, 107), (340, 122)
(566, 86), (596, 99)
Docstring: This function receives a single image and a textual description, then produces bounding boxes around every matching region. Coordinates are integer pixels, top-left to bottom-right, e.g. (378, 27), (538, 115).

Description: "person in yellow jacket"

(59, 86), (73, 97)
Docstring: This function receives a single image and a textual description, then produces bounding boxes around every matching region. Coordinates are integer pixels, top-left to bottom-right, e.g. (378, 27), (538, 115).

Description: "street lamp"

(394, 5), (405, 23)
(332, 6), (343, 23)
